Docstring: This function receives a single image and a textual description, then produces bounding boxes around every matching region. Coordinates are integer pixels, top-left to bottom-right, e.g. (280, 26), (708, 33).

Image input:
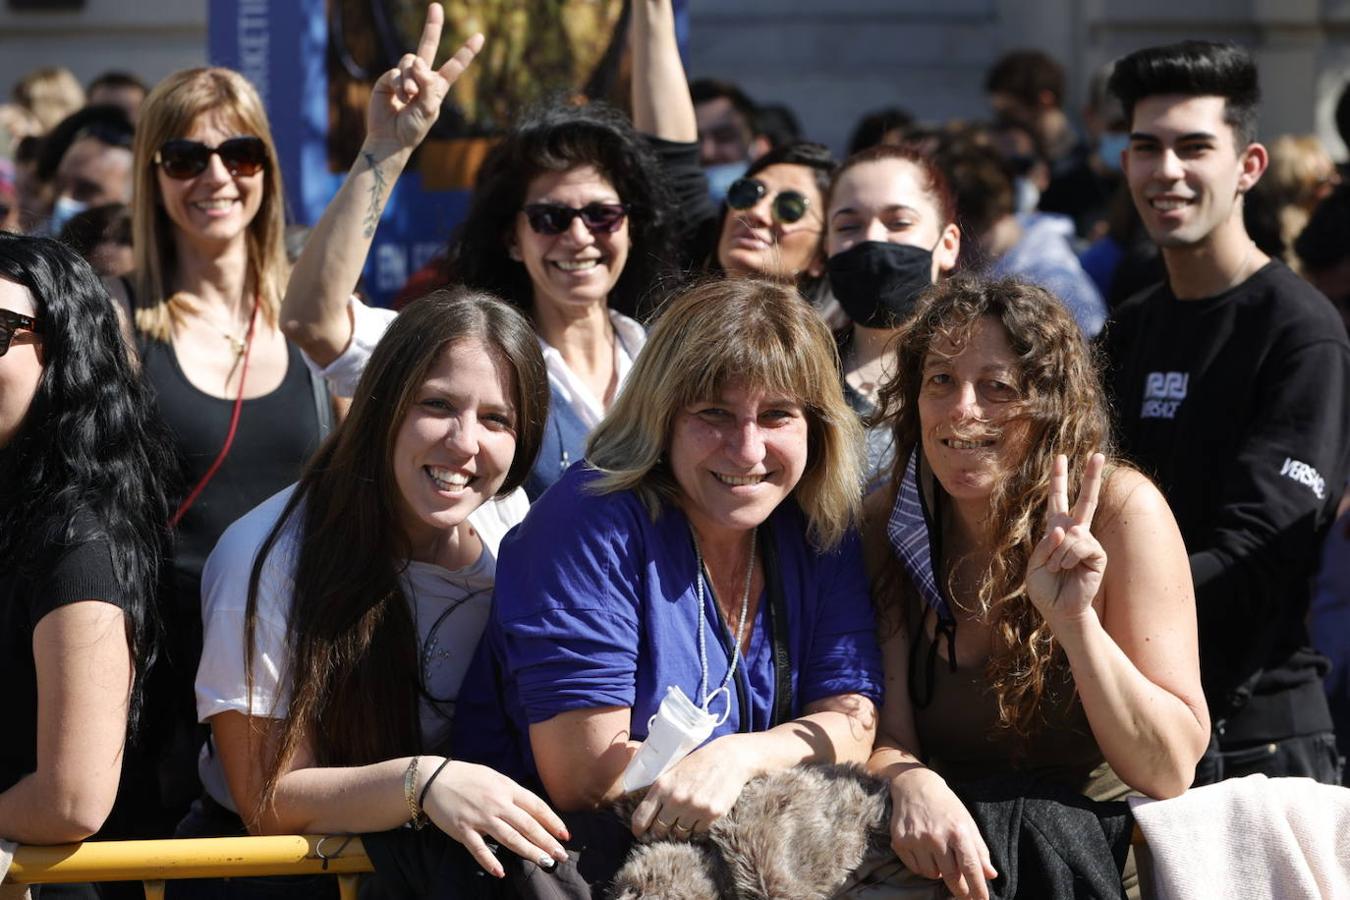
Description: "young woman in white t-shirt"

(189, 16), (570, 886)
(193, 287), (565, 880)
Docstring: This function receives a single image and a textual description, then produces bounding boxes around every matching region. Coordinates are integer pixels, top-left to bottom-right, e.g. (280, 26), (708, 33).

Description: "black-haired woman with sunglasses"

(282, 7), (675, 503)
(104, 66), (336, 837)
(0, 233), (170, 887)
(631, 0), (836, 295)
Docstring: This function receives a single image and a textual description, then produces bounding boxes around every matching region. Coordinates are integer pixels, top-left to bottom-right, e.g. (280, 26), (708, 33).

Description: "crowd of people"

(1, 2), (1348, 898)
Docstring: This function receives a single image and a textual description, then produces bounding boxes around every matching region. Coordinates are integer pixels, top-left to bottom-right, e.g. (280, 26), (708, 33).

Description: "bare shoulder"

(1095, 465), (1172, 533)
(1094, 465), (1187, 581)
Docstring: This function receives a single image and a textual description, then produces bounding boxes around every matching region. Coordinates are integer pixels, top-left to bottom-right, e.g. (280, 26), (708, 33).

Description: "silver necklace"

(691, 525), (757, 715)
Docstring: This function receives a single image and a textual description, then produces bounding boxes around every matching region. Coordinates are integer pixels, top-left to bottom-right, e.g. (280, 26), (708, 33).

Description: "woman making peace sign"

(854, 276), (1209, 900)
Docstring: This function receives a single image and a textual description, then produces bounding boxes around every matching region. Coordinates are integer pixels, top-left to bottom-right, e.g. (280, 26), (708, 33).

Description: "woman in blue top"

(457, 276), (882, 859)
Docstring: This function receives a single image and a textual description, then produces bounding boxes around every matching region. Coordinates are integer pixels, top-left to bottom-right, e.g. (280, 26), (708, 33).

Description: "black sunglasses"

(154, 136), (268, 180)
(0, 308), (39, 357)
(521, 202), (629, 236)
(725, 177), (811, 224)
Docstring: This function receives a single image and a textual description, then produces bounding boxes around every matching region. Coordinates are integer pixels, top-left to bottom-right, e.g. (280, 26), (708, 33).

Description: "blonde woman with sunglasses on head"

(104, 66), (337, 837)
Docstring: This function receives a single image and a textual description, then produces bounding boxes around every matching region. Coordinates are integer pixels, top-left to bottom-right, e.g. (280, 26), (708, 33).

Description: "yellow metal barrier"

(4, 835), (373, 900)
(1, 829), (1151, 898)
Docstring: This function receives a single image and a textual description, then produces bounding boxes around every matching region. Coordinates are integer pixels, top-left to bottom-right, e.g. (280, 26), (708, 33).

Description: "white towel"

(1130, 774), (1350, 900)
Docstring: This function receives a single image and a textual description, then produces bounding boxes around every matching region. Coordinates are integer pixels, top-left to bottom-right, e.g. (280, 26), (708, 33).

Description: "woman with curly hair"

(282, 4), (675, 500)
(0, 234), (169, 867)
(855, 276), (1208, 900)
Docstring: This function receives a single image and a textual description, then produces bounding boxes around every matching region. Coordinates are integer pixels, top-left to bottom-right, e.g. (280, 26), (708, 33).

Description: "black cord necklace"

(415, 582), (490, 711)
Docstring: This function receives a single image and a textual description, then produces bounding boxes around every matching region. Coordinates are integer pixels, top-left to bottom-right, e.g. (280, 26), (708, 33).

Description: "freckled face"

(668, 379), (809, 540)
(918, 316), (1028, 503)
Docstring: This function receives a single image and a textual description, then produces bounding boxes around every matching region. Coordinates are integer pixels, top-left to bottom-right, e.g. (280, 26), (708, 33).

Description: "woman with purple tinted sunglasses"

(282, 4), (676, 502)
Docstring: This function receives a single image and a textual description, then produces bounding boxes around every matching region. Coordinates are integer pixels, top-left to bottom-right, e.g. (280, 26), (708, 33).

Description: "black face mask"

(827, 240), (937, 330)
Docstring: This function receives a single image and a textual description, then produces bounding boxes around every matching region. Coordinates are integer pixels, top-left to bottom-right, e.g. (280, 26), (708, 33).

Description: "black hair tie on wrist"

(418, 757), (455, 814)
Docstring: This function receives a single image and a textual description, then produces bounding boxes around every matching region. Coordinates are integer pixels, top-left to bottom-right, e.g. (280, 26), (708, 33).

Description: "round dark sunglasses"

(522, 202), (629, 236)
(154, 136), (268, 180)
(0, 308), (39, 357)
(725, 177), (811, 224)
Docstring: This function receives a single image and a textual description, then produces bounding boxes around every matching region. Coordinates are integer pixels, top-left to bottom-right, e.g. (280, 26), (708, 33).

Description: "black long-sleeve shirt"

(1105, 260), (1350, 730)
(644, 136), (721, 275)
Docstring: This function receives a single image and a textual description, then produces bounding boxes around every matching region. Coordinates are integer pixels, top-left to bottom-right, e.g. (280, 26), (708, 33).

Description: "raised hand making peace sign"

(280, 4), (486, 364)
(366, 3), (484, 152)
(1026, 452), (1107, 627)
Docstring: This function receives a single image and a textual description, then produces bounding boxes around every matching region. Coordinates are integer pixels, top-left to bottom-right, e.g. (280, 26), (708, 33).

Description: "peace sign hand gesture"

(366, 3), (484, 153)
(1026, 452), (1107, 630)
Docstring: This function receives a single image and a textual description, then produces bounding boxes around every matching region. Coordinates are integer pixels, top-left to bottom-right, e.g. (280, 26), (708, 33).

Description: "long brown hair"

(869, 275), (1114, 736)
(129, 68), (288, 342)
(243, 289), (549, 820)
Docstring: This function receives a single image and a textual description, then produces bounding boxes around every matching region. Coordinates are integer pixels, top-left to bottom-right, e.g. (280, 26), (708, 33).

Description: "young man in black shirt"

(1105, 41), (1350, 784)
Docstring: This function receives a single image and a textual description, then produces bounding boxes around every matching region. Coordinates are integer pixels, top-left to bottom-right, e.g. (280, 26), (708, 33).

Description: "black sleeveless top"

(140, 336), (323, 590)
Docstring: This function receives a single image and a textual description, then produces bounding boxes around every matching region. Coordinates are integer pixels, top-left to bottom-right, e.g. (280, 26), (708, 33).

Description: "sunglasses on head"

(725, 177), (811, 224)
(0, 308), (38, 357)
(521, 202), (629, 236)
(154, 136), (268, 180)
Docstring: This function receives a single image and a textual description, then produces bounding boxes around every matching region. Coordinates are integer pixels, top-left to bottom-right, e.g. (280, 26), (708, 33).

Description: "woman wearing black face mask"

(825, 145), (961, 484)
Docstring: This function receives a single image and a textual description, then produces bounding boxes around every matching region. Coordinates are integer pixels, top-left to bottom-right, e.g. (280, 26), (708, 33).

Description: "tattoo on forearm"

(362, 151), (387, 239)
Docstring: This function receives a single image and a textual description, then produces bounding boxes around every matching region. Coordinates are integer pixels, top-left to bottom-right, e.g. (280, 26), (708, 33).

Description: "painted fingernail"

(537, 855), (556, 869)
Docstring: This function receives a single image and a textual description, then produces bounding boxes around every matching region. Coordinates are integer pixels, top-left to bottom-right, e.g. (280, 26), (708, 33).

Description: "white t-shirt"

(194, 483), (528, 812)
(315, 298), (645, 425)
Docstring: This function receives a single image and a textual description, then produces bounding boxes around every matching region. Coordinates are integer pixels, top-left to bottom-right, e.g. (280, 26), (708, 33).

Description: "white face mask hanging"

(620, 525), (757, 792)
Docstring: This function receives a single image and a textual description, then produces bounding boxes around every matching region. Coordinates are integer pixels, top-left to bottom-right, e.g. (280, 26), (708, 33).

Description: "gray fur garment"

(609, 762), (892, 900)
